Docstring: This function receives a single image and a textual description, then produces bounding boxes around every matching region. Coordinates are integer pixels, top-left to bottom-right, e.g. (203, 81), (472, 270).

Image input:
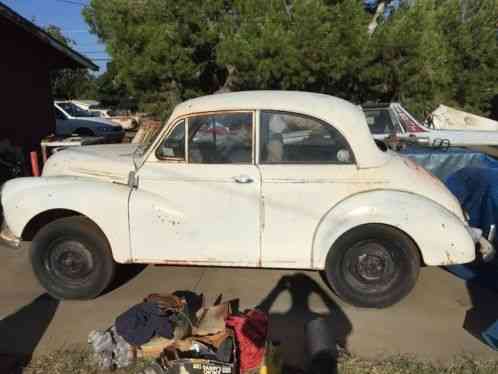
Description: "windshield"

(57, 102), (98, 117)
(132, 121), (163, 169)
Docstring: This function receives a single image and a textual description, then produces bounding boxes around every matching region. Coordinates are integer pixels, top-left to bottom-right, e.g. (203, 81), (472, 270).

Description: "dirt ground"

(1, 242), (497, 371)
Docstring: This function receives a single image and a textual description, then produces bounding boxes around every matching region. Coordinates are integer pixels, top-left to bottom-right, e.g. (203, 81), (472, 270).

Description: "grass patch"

(15, 349), (498, 374)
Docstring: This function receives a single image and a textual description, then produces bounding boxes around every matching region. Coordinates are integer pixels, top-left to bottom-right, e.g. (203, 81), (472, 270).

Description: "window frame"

(54, 106), (67, 120)
(258, 110), (356, 165)
(154, 110), (256, 165)
(155, 119), (187, 162)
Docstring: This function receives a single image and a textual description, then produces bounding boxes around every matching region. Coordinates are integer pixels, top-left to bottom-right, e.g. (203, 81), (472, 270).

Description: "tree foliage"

(46, 25), (98, 100)
(83, 0), (498, 118)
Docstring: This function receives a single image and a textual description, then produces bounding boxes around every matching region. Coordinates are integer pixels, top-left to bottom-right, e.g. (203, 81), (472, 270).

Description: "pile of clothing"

(88, 291), (280, 374)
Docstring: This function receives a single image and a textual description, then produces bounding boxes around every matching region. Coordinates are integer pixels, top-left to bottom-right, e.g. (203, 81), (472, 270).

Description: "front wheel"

(325, 224), (420, 308)
(31, 216), (116, 300)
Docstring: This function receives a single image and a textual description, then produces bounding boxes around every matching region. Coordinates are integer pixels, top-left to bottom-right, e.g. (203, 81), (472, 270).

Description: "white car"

(69, 100), (139, 130)
(88, 106), (139, 130)
(54, 101), (125, 143)
(1, 91), (491, 307)
(363, 102), (498, 148)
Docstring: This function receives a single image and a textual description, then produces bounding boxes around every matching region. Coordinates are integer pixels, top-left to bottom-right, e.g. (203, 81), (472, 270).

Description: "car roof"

(170, 91), (389, 168)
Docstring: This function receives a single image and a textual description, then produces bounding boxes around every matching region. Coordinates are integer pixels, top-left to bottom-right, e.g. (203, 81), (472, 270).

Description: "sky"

(2, 0), (109, 73)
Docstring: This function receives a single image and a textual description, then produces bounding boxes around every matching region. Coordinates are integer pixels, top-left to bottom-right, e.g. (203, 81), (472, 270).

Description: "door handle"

(233, 175), (253, 184)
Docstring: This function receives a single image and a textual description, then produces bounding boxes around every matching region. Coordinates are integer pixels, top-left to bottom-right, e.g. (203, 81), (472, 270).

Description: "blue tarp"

(400, 146), (498, 180)
(403, 146), (498, 350)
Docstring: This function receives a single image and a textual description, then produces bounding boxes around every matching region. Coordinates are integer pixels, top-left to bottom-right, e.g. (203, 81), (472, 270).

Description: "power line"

(54, 0), (88, 6)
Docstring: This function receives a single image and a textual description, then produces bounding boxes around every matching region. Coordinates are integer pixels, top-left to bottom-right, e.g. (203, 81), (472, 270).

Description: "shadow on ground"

(103, 264), (148, 296)
(464, 279), (498, 348)
(256, 273), (352, 373)
(0, 293), (59, 373)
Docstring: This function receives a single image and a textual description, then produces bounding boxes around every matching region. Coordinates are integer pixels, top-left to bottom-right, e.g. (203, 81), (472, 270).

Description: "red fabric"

(226, 309), (268, 372)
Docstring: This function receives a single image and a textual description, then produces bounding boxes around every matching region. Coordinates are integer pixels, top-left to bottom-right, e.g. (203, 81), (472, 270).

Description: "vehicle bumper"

(0, 220), (20, 248)
(468, 226), (495, 262)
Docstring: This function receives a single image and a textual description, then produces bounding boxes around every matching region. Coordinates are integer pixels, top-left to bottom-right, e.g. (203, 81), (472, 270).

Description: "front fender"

(1, 176), (131, 263)
(312, 190), (475, 269)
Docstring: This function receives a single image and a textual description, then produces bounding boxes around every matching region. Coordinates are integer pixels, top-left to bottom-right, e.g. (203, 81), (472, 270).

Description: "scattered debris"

(87, 291), (279, 374)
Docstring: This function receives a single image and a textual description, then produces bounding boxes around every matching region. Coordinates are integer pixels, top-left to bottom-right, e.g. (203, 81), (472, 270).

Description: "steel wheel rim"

(45, 239), (94, 285)
(343, 240), (398, 294)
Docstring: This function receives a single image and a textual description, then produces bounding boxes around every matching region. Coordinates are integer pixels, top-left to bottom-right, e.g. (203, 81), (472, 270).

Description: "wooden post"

(30, 151), (40, 176)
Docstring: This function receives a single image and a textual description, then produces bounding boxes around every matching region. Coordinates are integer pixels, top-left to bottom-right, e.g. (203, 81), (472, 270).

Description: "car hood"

(43, 143), (138, 184)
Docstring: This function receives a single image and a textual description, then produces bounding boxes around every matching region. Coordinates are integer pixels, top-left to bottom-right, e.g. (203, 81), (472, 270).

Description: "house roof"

(0, 2), (98, 71)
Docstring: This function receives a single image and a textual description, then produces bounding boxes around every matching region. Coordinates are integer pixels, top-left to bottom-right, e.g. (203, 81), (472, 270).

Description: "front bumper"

(468, 227), (495, 262)
(0, 220), (20, 248)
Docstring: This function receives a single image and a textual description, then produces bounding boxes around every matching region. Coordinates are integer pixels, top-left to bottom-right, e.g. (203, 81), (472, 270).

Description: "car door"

(129, 111), (262, 266)
(258, 111), (359, 268)
(54, 106), (71, 135)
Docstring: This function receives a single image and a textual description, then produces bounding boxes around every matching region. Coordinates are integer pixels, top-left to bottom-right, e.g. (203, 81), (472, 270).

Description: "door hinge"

(128, 171), (139, 189)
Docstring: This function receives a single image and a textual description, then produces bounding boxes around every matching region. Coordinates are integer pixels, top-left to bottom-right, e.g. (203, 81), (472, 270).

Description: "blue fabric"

(401, 146), (498, 180)
(445, 167), (498, 241)
(115, 302), (174, 346)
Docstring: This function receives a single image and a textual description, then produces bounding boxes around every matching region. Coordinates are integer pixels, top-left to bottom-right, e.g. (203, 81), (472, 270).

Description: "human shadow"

(256, 273), (352, 373)
(0, 293), (59, 373)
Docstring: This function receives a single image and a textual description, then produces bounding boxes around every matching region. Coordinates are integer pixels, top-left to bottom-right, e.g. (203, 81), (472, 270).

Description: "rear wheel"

(325, 224), (420, 308)
(30, 216), (116, 300)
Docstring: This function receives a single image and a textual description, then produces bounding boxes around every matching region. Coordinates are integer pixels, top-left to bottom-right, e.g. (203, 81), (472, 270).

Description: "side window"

(188, 112), (253, 164)
(54, 107), (65, 120)
(260, 111), (354, 164)
(157, 120), (186, 160)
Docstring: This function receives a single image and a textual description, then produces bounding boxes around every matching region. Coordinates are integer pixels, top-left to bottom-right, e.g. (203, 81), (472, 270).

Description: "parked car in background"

(88, 106), (139, 130)
(1, 91), (491, 308)
(69, 100), (140, 130)
(54, 101), (125, 143)
(363, 102), (498, 148)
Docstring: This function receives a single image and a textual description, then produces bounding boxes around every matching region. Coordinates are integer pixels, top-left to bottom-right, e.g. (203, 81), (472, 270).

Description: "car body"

(363, 102), (498, 148)
(1, 91), (490, 307)
(88, 106), (139, 130)
(54, 101), (125, 142)
(69, 100), (139, 131)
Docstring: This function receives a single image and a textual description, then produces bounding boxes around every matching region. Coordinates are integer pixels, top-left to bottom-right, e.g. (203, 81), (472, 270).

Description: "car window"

(363, 108), (397, 134)
(157, 120), (186, 159)
(188, 112), (253, 164)
(57, 102), (94, 117)
(260, 111), (354, 164)
(54, 107), (66, 120)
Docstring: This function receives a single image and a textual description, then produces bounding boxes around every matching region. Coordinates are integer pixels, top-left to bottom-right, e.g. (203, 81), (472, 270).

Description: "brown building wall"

(0, 17), (57, 157)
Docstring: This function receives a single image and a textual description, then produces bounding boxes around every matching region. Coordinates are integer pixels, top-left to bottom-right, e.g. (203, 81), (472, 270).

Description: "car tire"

(30, 216), (116, 300)
(325, 224), (420, 308)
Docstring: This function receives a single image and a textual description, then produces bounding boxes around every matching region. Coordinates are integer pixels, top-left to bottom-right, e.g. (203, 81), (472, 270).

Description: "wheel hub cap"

(48, 240), (94, 282)
(345, 241), (396, 286)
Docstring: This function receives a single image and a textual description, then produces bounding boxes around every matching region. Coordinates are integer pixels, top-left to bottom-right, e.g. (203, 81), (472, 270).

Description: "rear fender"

(312, 190), (475, 269)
